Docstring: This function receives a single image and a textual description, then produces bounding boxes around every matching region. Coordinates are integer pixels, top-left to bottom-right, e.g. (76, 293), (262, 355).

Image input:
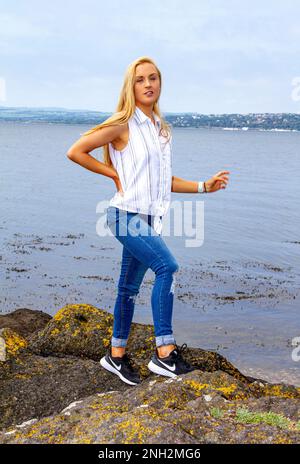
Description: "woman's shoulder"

(109, 119), (129, 152)
(108, 111), (134, 131)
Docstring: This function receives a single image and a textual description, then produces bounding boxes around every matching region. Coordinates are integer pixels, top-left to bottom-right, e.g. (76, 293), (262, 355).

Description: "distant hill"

(0, 106), (299, 131)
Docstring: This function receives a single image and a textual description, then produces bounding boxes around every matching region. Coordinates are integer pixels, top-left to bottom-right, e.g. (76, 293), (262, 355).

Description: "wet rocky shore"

(2, 231), (300, 387)
(0, 305), (299, 444)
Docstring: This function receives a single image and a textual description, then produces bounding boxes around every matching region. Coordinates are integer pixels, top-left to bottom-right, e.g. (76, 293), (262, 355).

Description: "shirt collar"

(134, 106), (161, 128)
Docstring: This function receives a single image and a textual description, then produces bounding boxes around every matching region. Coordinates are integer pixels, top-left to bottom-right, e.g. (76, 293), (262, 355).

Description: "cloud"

(1, 0), (299, 112)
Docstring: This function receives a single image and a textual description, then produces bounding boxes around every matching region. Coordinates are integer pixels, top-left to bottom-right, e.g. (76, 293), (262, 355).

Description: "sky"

(1, 0), (300, 114)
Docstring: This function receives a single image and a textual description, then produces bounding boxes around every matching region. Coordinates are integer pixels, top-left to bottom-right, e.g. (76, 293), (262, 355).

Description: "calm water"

(1, 122), (300, 385)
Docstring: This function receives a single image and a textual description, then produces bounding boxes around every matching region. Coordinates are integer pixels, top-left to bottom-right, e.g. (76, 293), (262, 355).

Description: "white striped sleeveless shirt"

(108, 106), (172, 235)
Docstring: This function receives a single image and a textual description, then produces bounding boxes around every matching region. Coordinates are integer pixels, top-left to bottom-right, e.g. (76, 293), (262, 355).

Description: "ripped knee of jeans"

(169, 269), (178, 295)
(118, 287), (139, 303)
(127, 294), (138, 304)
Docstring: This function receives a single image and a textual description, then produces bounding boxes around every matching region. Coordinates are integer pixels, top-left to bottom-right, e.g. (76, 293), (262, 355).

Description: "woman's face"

(134, 63), (160, 107)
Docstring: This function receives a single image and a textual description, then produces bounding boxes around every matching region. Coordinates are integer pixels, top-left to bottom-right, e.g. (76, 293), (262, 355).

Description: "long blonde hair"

(82, 56), (172, 167)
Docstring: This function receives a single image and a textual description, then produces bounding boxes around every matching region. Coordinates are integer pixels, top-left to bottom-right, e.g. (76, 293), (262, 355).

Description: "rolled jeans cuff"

(155, 334), (176, 347)
(111, 336), (128, 347)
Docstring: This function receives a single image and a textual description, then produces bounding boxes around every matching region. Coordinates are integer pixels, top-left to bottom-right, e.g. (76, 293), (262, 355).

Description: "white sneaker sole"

(147, 360), (178, 378)
(99, 356), (140, 386)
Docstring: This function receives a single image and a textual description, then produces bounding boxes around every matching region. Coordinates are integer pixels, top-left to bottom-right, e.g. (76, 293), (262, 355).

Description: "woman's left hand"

(205, 171), (230, 193)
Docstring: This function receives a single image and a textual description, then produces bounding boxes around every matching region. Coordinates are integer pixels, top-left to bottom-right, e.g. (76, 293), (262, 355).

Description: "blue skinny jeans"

(106, 206), (179, 348)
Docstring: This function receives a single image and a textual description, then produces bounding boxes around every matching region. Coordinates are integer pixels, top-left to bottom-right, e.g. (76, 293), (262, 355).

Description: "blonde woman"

(67, 56), (230, 386)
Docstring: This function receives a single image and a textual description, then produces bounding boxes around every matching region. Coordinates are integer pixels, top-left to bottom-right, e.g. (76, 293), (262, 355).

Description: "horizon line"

(0, 104), (299, 116)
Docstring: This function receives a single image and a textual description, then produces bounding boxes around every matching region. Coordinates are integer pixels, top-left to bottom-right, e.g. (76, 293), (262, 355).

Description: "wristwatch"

(197, 181), (206, 193)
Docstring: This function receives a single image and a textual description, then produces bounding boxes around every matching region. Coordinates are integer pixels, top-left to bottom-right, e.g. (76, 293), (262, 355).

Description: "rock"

(0, 370), (299, 444)
(0, 351), (129, 430)
(0, 308), (51, 338)
(26, 304), (254, 384)
(27, 304), (115, 360)
(0, 328), (28, 363)
(0, 304), (300, 444)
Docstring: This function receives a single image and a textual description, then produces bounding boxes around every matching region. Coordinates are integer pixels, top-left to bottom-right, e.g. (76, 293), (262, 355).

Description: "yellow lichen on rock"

(183, 377), (249, 400)
(115, 416), (162, 444)
(261, 384), (300, 399)
(53, 304), (108, 322)
(28, 304), (115, 359)
(50, 328), (60, 336)
(183, 380), (210, 395)
(214, 384), (237, 396)
(102, 338), (110, 347)
(0, 328), (28, 361)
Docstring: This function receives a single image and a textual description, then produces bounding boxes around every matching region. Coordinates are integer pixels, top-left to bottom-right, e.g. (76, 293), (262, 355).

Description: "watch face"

(198, 181), (204, 192)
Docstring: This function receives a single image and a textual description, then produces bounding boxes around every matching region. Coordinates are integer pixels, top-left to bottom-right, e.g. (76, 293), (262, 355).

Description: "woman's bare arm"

(171, 171), (230, 193)
(171, 176), (199, 193)
(67, 124), (124, 178)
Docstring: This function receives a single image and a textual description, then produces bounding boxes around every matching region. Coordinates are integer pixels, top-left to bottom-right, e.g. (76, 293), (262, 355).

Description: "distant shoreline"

(1, 106), (300, 131)
(0, 119), (300, 133)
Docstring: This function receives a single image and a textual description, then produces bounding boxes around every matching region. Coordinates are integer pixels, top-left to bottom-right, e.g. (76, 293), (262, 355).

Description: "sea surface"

(1, 121), (299, 386)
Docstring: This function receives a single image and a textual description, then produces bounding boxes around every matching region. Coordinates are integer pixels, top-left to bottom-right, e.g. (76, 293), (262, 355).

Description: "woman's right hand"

(112, 171), (124, 196)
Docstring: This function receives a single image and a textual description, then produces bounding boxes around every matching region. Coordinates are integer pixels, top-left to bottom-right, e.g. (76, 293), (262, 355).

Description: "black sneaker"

(100, 347), (141, 386)
(147, 343), (195, 378)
